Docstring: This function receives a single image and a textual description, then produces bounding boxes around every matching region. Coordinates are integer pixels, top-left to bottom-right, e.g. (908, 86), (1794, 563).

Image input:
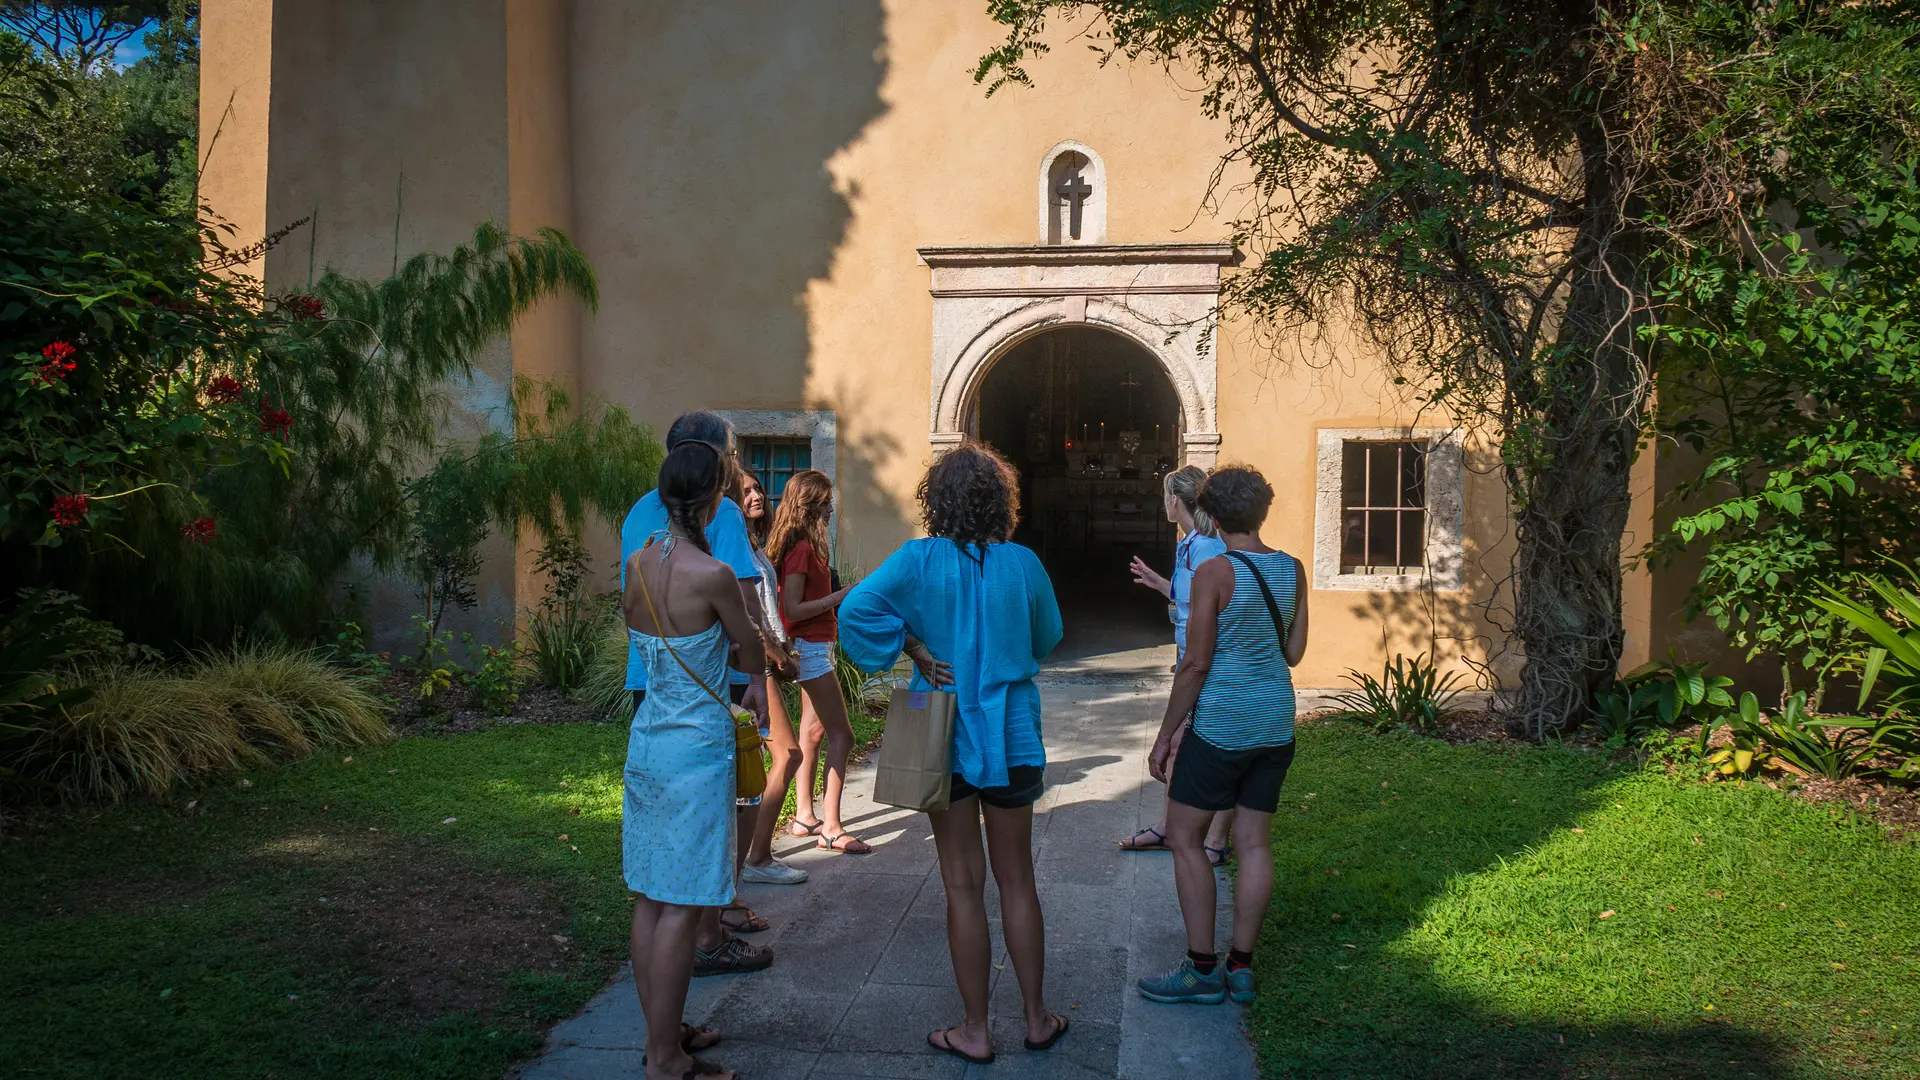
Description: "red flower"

(50, 493), (89, 528)
(278, 294), (326, 322)
(208, 375), (244, 403)
(180, 516), (218, 543)
(259, 397), (293, 438)
(38, 341), (78, 383)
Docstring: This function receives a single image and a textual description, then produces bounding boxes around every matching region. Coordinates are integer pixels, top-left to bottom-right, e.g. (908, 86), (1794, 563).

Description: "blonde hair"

(1164, 466), (1217, 537)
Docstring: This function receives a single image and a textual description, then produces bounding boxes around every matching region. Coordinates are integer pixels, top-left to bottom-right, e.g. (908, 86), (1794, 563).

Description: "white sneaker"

(740, 858), (808, 885)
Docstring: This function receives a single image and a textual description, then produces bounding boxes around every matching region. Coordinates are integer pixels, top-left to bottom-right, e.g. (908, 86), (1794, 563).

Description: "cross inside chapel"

(1055, 165), (1093, 239)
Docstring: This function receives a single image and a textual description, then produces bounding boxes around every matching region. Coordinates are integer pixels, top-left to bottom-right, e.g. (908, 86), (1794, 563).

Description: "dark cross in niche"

(1056, 165), (1094, 239)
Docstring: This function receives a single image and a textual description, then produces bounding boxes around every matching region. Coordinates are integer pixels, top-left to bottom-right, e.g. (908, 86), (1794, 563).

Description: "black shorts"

(949, 764), (1046, 810)
(1168, 734), (1295, 813)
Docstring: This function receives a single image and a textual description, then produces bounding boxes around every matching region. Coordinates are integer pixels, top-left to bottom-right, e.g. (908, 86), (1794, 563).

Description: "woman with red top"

(765, 470), (869, 854)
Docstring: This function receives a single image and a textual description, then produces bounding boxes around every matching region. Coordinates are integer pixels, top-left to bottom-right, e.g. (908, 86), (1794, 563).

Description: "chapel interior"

(975, 327), (1183, 653)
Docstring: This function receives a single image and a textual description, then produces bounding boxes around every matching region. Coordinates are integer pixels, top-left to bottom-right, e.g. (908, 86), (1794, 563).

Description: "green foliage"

(522, 535), (599, 695)
(1814, 564), (1920, 717)
(0, 5), (200, 215)
(1642, 9), (1920, 688)
(1752, 693), (1880, 782)
(400, 614), (457, 713)
(464, 641), (521, 716)
(0, 174), (281, 560)
(575, 597), (633, 721)
(6, 641), (386, 803)
(1590, 655), (1735, 749)
(1328, 653), (1463, 735)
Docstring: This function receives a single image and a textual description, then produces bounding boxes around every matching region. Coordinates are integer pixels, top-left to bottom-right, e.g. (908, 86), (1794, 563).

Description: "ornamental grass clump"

(18, 646), (388, 803)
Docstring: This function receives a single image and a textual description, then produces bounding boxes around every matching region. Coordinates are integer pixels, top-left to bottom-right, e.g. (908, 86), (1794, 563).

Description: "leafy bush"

(7, 643), (387, 803)
(1591, 656), (1736, 746)
(1329, 653), (1464, 734)
(523, 535), (598, 694)
(466, 642), (522, 716)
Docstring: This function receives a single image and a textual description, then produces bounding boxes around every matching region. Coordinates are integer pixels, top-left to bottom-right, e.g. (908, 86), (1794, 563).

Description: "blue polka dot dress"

(623, 621), (737, 907)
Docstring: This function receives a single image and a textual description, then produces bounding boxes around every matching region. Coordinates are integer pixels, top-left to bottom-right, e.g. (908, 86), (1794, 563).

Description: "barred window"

(1340, 440), (1427, 574)
(741, 436), (812, 508)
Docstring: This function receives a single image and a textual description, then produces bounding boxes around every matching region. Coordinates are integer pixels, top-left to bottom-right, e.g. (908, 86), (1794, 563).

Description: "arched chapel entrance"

(974, 328), (1180, 563)
(973, 327), (1184, 644)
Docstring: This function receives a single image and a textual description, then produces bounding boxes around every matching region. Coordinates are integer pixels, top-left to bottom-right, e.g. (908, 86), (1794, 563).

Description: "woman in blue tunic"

(623, 435), (765, 1080)
(839, 442), (1071, 1065)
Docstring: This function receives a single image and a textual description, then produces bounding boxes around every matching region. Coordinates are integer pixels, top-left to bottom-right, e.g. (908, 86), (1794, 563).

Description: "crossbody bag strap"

(1226, 549), (1294, 647)
(634, 545), (735, 715)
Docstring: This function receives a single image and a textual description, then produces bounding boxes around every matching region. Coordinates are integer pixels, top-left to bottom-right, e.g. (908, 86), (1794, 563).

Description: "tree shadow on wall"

(1243, 728), (1796, 1080)
(569, 2), (889, 431)
(1339, 586), (1501, 688)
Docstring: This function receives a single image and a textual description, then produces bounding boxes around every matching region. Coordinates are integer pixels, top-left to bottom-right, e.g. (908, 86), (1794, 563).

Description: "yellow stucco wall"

(204, 1), (1700, 685)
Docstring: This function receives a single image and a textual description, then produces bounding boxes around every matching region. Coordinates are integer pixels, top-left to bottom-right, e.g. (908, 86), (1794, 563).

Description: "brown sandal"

(819, 831), (871, 854)
(719, 904), (769, 934)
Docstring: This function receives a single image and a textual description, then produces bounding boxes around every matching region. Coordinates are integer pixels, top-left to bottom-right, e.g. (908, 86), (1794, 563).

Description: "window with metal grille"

(1340, 440), (1427, 574)
(741, 436), (812, 508)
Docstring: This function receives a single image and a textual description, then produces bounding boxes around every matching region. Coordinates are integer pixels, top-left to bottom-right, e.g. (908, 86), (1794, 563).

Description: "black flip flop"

(928, 1026), (994, 1065)
(1025, 1012), (1070, 1051)
(1118, 826), (1168, 851)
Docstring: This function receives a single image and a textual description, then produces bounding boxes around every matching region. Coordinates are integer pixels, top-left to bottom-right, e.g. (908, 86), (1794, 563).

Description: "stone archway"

(918, 243), (1235, 467)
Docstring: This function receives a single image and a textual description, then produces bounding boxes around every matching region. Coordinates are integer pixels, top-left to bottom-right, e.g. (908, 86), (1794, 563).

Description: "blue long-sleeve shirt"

(838, 539), (1063, 790)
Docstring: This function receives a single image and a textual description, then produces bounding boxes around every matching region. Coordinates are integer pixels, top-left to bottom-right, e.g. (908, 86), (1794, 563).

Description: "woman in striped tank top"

(1138, 466), (1310, 1007)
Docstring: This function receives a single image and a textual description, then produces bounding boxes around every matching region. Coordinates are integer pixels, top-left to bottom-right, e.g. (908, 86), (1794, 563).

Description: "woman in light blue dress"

(839, 441), (1070, 1065)
(623, 435), (765, 1080)
(1117, 466), (1237, 861)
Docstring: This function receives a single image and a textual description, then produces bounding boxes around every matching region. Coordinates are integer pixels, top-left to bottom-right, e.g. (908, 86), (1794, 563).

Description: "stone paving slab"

(513, 645), (1260, 1080)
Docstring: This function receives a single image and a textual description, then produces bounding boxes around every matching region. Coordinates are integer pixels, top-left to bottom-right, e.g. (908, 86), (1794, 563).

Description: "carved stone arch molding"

(917, 243), (1237, 467)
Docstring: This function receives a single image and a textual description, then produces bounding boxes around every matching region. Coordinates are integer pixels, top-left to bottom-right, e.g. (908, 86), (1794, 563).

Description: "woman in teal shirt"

(839, 442), (1070, 1065)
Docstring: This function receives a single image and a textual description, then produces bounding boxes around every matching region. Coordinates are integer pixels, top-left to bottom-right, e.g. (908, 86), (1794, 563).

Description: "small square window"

(741, 436), (812, 508)
(1339, 440), (1428, 574)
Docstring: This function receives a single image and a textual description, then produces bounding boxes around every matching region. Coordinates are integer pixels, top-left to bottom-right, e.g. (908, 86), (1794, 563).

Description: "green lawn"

(4, 716), (1914, 1080)
(0, 723), (636, 1080)
(1252, 720), (1920, 1080)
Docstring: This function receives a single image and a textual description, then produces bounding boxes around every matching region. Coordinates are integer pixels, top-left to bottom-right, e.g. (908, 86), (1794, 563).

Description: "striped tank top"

(1192, 549), (1299, 751)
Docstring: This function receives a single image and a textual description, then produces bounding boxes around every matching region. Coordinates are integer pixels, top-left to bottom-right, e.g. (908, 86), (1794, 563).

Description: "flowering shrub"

(178, 516), (216, 543)
(36, 341), (77, 383)
(207, 375), (243, 403)
(50, 494), (89, 528)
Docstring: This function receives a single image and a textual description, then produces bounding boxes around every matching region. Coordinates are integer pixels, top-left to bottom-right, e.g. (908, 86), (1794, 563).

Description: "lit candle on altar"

(1081, 423), (1088, 446)
(1099, 421), (1106, 447)
(1154, 423), (1161, 449)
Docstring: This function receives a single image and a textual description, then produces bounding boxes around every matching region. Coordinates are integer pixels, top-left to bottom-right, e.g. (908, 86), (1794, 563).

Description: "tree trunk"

(1501, 130), (1648, 738)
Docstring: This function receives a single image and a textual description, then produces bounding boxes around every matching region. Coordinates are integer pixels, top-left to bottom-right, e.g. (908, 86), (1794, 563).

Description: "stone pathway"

(515, 644), (1312, 1079)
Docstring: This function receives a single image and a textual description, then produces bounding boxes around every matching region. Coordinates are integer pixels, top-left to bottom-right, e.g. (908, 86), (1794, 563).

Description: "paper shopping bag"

(873, 685), (957, 812)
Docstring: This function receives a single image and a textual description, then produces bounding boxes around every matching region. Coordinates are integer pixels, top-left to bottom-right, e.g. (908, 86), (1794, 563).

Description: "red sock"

(1227, 948), (1253, 971)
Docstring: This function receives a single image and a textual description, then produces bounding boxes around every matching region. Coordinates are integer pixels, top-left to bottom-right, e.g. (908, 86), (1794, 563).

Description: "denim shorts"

(791, 638), (835, 682)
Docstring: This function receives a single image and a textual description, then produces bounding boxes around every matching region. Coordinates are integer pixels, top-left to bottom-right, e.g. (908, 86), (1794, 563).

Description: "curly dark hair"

(918, 441), (1020, 562)
(1198, 465), (1274, 535)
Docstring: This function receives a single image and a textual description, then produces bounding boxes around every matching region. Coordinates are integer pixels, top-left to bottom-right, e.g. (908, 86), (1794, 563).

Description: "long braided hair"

(657, 411), (735, 555)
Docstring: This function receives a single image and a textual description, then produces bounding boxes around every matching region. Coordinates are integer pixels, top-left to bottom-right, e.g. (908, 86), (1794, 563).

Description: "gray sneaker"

(1227, 965), (1256, 1003)
(692, 934), (773, 977)
(1137, 957), (1227, 1004)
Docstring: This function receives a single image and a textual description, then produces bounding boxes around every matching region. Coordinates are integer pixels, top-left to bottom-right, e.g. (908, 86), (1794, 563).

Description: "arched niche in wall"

(1037, 141), (1107, 245)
